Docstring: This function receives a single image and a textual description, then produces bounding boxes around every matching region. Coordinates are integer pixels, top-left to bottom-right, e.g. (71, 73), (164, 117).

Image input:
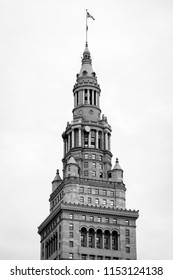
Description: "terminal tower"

(38, 40), (139, 260)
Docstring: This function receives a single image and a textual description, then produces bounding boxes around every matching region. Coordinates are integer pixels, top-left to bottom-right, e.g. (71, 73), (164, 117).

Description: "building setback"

(38, 41), (139, 260)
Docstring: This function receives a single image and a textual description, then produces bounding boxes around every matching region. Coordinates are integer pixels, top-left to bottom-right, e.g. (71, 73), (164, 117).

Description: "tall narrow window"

(98, 132), (102, 149)
(84, 131), (89, 147)
(76, 91), (79, 106)
(94, 90), (97, 105)
(89, 89), (92, 104)
(84, 89), (88, 104)
(91, 130), (96, 148)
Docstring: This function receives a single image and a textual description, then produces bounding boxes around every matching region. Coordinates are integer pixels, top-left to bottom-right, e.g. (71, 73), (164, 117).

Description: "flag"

(87, 11), (95, 20)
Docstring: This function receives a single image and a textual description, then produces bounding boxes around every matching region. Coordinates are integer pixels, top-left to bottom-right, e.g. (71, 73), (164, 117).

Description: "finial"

(116, 158), (119, 163)
(56, 169), (59, 174)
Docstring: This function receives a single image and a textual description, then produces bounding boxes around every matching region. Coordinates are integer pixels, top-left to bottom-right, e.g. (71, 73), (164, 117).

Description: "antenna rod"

(86, 9), (88, 46)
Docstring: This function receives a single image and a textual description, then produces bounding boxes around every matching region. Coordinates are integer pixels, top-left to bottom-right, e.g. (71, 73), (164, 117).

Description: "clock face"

(85, 126), (90, 132)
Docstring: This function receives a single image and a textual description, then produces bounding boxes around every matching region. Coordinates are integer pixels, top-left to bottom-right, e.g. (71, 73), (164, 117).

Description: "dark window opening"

(89, 89), (92, 104)
(76, 91), (79, 106)
(94, 90), (96, 105)
(84, 89), (88, 104)
(84, 131), (89, 147)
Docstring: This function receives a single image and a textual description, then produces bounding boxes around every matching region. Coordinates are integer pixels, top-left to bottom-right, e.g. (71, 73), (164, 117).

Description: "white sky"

(0, 0), (173, 260)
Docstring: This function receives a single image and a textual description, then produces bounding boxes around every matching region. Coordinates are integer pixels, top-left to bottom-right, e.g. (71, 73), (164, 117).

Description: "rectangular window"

(69, 223), (74, 230)
(69, 214), (74, 219)
(92, 171), (96, 177)
(99, 163), (103, 169)
(69, 253), (73, 259)
(113, 218), (117, 224)
(84, 153), (88, 159)
(126, 247), (130, 253)
(105, 256), (111, 260)
(103, 199), (107, 205)
(98, 155), (102, 161)
(92, 154), (96, 159)
(98, 217), (101, 222)
(89, 255), (95, 260)
(69, 232), (73, 238)
(69, 241), (74, 247)
(126, 238), (130, 244)
(110, 200), (115, 206)
(126, 229), (130, 236)
(97, 256), (103, 260)
(82, 215), (86, 220)
(88, 197), (92, 203)
(95, 198), (99, 204)
(125, 220), (129, 225)
(84, 162), (88, 168)
(68, 166), (71, 171)
(80, 196), (84, 203)
(79, 187), (84, 193)
(91, 130), (96, 148)
(84, 170), (88, 176)
(103, 190), (107, 196)
(105, 218), (109, 223)
(88, 188), (91, 194)
(81, 254), (87, 260)
(110, 191), (114, 196)
(92, 162), (96, 168)
(99, 172), (103, 178)
(90, 216), (94, 221)
(95, 189), (99, 195)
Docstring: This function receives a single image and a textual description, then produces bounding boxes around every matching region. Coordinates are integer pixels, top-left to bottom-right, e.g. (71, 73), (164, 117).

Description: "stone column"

(92, 90), (94, 105)
(110, 233), (112, 250)
(87, 90), (89, 104)
(97, 93), (99, 107)
(87, 231), (89, 247)
(96, 130), (98, 149)
(105, 132), (108, 150)
(83, 90), (85, 104)
(65, 139), (68, 153)
(78, 127), (81, 146)
(102, 232), (105, 249)
(63, 139), (66, 157)
(74, 92), (77, 107)
(68, 133), (70, 151)
(88, 131), (91, 148)
(72, 129), (74, 148)
(108, 133), (111, 151)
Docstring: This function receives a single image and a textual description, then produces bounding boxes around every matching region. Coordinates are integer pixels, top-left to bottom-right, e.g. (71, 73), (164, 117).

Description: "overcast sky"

(0, 0), (173, 260)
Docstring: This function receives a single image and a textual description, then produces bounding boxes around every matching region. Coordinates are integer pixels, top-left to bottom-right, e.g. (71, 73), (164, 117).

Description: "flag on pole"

(87, 11), (95, 20)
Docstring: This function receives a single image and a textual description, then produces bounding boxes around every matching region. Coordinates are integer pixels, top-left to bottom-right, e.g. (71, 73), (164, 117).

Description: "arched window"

(81, 227), (87, 247)
(104, 230), (110, 249)
(89, 228), (95, 248)
(96, 229), (103, 249)
(112, 231), (118, 250)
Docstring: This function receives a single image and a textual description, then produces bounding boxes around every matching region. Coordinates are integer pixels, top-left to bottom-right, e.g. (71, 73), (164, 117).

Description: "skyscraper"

(38, 37), (139, 260)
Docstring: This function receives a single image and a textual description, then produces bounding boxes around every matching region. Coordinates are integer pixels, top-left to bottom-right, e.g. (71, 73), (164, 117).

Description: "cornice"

(61, 202), (139, 219)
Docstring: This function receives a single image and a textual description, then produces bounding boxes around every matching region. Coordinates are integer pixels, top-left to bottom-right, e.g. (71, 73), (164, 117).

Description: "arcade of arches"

(80, 227), (119, 250)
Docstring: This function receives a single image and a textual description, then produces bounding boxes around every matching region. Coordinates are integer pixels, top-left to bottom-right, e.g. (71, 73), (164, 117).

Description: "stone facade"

(38, 42), (139, 260)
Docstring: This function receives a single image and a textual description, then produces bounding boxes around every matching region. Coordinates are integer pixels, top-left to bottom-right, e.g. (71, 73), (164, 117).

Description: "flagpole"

(86, 9), (88, 46)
